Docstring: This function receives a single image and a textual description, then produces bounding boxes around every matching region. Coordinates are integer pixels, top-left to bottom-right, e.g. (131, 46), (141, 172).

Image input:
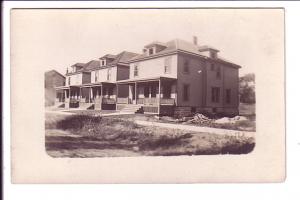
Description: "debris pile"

(215, 116), (247, 124)
(189, 113), (214, 124)
(177, 113), (214, 124)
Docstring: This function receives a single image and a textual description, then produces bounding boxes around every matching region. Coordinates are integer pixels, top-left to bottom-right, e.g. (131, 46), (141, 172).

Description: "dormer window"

(100, 59), (106, 66)
(210, 51), (217, 59)
(148, 48), (154, 55)
(144, 42), (167, 56)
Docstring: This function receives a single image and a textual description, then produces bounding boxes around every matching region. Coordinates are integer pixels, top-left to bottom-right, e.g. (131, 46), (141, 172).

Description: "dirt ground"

(45, 112), (255, 157)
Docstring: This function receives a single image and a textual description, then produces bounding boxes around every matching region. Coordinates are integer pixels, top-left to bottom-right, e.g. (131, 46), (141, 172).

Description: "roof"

(109, 51), (139, 66)
(100, 54), (117, 59)
(129, 38), (240, 68)
(45, 70), (65, 79)
(83, 60), (100, 71)
(71, 63), (85, 67)
(117, 76), (176, 84)
(198, 45), (219, 52)
(144, 41), (167, 48)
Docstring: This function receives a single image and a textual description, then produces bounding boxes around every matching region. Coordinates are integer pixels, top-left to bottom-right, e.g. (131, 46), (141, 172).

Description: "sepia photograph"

(10, 8), (285, 183)
(43, 9), (255, 158)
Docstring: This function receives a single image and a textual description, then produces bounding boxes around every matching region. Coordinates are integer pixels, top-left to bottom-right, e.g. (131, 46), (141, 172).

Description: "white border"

(3, 1), (300, 200)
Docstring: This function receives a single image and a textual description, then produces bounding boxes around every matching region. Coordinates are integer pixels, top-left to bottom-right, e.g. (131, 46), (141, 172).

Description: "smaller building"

(44, 70), (65, 107)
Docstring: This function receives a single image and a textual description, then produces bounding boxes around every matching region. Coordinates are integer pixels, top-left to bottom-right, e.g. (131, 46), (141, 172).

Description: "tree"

(239, 73), (255, 104)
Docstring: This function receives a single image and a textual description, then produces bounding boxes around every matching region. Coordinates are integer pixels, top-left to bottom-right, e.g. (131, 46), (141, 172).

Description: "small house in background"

(44, 70), (65, 107)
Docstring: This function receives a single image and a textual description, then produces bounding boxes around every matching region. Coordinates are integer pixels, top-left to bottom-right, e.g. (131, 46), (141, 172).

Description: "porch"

(54, 82), (117, 110)
(116, 77), (177, 114)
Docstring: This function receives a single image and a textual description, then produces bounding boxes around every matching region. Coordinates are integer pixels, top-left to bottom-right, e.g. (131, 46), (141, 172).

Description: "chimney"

(193, 36), (198, 45)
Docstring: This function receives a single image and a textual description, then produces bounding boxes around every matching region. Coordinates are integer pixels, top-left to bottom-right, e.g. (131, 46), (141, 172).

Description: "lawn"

(45, 113), (255, 157)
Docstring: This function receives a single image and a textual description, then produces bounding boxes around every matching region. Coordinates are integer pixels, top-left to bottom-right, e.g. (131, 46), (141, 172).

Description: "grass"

(45, 114), (255, 157)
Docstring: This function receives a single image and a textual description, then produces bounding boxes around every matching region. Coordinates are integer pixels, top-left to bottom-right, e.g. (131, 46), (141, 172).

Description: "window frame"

(210, 63), (215, 71)
(148, 48), (154, 55)
(133, 63), (139, 77)
(183, 59), (190, 74)
(216, 66), (221, 79)
(183, 84), (190, 101)
(95, 70), (99, 82)
(211, 87), (220, 103)
(107, 68), (111, 81)
(226, 89), (231, 104)
(164, 57), (172, 74)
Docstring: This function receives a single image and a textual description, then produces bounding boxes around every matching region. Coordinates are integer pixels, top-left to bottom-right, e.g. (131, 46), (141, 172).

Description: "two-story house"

(55, 51), (138, 109)
(115, 38), (241, 116)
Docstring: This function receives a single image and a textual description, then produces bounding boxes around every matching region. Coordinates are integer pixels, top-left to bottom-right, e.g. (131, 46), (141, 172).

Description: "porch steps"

(79, 103), (94, 110)
(119, 104), (143, 114)
(53, 102), (65, 109)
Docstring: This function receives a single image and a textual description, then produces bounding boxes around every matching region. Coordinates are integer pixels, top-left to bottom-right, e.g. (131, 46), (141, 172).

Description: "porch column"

(79, 87), (82, 100)
(64, 90), (67, 102)
(89, 87), (91, 103)
(116, 84), (119, 98)
(101, 85), (103, 100)
(158, 79), (161, 114)
(135, 82), (137, 104)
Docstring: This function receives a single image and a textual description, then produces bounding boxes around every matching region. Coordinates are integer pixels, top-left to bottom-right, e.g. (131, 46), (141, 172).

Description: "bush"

(56, 115), (102, 131)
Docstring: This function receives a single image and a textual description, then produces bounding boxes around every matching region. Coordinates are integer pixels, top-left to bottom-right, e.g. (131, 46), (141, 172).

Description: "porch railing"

(138, 98), (175, 105)
(160, 98), (175, 105)
(102, 98), (116, 104)
(117, 97), (129, 104)
(70, 98), (79, 103)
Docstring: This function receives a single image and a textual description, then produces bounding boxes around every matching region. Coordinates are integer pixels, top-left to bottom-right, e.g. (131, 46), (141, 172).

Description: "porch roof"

(54, 85), (69, 90)
(81, 82), (115, 87)
(116, 76), (177, 84)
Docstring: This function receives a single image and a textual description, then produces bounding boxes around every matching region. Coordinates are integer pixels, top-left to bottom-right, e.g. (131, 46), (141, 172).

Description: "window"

(226, 89), (231, 104)
(211, 87), (220, 103)
(95, 70), (99, 82)
(151, 86), (157, 98)
(100, 59), (106, 66)
(149, 48), (154, 55)
(183, 60), (189, 73)
(107, 68), (111, 80)
(210, 51), (217, 59)
(134, 64), (139, 77)
(211, 63), (215, 71)
(68, 77), (71, 85)
(216, 66), (221, 79)
(183, 84), (190, 101)
(108, 87), (113, 96)
(163, 85), (171, 98)
(164, 57), (172, 74)
(144, 85), (150, 98)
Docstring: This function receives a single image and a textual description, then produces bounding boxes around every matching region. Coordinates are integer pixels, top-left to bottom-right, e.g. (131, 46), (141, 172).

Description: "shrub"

(56, 115), (102, 131)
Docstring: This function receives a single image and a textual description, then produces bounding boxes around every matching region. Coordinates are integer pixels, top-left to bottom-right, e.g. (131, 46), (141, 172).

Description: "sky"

(11, 9), (284, 76)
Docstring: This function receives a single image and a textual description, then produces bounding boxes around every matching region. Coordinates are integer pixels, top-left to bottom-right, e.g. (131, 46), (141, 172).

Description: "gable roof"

(129, 38), (240, 68)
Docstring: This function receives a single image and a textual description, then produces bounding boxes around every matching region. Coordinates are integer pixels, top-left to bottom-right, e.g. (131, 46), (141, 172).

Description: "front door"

(129, 85), (135, 104)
